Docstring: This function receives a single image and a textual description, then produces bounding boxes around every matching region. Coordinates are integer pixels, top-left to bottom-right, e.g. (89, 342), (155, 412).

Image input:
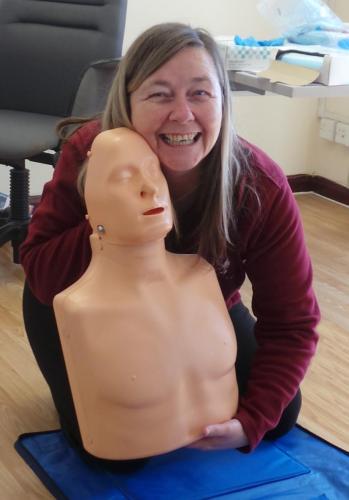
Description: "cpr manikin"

(53, 128), (238, 459)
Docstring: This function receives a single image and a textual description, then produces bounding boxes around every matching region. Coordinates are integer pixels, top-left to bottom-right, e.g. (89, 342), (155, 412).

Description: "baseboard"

(288, 175), (349, 206)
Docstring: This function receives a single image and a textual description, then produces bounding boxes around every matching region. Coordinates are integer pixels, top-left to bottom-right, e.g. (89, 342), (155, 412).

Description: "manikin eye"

(107, 166), (135, 184)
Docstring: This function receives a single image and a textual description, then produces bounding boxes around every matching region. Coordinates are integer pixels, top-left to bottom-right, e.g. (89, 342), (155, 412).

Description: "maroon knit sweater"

(20, 120), (320, 451)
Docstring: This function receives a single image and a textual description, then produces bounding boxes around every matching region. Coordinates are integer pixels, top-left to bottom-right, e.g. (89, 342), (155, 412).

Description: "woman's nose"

(169, 97), (194, 123)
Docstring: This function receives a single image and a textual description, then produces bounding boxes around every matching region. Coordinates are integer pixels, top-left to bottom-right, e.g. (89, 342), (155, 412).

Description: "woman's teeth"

(161, 133), (199, 145)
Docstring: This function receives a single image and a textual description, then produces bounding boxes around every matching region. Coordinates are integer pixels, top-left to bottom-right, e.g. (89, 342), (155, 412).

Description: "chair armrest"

(89, 57), (122, 69)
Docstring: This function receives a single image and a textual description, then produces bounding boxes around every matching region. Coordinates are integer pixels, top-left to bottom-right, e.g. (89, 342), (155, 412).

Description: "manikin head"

(85, 128), (173, 245)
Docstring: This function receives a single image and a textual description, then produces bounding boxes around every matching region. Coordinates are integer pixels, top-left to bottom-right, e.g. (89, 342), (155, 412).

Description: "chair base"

(0, 218), (29, 263)
(0, 163), (30, 263)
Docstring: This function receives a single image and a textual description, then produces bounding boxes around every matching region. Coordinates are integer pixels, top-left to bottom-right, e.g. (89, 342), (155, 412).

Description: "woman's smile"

(160, 132), (201, 146)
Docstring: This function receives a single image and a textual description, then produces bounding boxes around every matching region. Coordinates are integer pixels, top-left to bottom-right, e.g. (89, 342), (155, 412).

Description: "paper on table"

(258, 60), (320, 85)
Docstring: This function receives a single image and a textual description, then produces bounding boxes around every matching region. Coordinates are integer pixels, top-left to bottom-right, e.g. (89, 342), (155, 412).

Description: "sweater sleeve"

(234, 149), (320, 451)
(20, 122), (99, 305)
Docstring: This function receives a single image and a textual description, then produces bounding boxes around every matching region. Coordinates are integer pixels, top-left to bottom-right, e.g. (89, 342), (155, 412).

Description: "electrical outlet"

(335, 122), (349, 147)
(319, 118), (336, 141)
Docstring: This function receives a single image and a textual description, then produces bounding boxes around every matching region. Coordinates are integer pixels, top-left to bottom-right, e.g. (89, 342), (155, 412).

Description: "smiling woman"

(20, 22), (319, 464)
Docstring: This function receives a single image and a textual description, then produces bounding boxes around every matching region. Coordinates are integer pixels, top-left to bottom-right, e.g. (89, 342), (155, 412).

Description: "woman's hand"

(188, 418), (249, 450)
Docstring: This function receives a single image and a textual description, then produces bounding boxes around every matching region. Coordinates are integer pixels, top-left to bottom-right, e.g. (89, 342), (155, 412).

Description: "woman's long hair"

(67, 23), (256, 268)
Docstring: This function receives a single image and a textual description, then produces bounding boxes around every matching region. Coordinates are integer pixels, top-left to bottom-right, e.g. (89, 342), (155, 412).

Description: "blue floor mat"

(15, 426), (349, 499)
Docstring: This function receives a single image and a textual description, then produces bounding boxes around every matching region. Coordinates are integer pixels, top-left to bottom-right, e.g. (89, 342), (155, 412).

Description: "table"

(229, 71), (349, 98)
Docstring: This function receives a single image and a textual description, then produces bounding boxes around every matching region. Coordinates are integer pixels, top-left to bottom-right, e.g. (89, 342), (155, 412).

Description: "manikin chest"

(62, 291), (236, 409)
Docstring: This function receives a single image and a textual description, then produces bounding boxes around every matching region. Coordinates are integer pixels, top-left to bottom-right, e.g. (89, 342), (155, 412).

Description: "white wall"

(122, 0), (278, 51)
(233, 95), (319, 175)
(310, 0), (349, 188)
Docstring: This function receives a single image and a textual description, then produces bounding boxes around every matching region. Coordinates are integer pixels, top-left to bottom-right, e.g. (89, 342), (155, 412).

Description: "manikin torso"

(53, 128), (238, 459)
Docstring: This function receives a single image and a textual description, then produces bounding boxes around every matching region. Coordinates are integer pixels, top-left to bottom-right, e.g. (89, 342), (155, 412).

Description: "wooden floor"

(294, 194), (349, 450)
(0, 193), (348, 499)
(240, 193), (349, 451)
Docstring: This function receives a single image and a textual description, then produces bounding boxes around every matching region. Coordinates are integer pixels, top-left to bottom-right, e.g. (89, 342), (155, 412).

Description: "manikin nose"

(169, 97), (194, 123)
(140, 178), (158, 198)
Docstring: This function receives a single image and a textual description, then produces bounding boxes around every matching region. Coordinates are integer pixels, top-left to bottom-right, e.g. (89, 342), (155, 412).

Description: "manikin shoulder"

(53, 271), (96, 317)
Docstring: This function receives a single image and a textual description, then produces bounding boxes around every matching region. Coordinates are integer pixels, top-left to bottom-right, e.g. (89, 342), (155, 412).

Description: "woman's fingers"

(188, 419), (249, 450)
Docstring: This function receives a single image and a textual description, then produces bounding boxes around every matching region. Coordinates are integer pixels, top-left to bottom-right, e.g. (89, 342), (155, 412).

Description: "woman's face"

(130, 47), (223, 178)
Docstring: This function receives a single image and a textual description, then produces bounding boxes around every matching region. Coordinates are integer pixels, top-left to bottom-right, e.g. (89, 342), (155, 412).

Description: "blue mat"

(15, 426), (348, 499)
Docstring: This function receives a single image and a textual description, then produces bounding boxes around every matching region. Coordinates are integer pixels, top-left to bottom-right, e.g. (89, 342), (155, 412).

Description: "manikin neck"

(88, 234), (171, 285)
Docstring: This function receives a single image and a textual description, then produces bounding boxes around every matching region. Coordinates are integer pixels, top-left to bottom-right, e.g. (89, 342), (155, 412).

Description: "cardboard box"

(215, 37), (279, 72)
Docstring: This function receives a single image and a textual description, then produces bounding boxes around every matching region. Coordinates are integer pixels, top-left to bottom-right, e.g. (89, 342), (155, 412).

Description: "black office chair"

(0, 0), (127, 262)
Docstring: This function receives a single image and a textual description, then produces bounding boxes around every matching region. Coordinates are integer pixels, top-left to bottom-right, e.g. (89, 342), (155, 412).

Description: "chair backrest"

(70, 59), (120, 118)
(0, 0), (127, 117)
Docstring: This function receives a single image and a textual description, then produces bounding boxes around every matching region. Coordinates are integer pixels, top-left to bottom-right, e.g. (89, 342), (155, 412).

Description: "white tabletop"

(229, 71), (349, 98)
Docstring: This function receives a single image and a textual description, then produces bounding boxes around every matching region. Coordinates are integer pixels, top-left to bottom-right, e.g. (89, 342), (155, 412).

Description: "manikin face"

(130, 47), (223, 179)
(85, 128), (173, 245)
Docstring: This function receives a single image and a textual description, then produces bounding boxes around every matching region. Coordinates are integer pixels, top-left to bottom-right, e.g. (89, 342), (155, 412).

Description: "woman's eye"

(193, 89), (210, 99)
(148, 92), (171, 101)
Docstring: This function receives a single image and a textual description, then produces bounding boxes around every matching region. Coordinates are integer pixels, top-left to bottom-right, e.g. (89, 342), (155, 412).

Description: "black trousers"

(229, 301), (301, 441)
(23, 282), (301, 463)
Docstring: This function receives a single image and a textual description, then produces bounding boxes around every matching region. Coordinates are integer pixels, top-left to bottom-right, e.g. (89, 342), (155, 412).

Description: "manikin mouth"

(159, 132), (201, 146)
(143, 207), (165, 216)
